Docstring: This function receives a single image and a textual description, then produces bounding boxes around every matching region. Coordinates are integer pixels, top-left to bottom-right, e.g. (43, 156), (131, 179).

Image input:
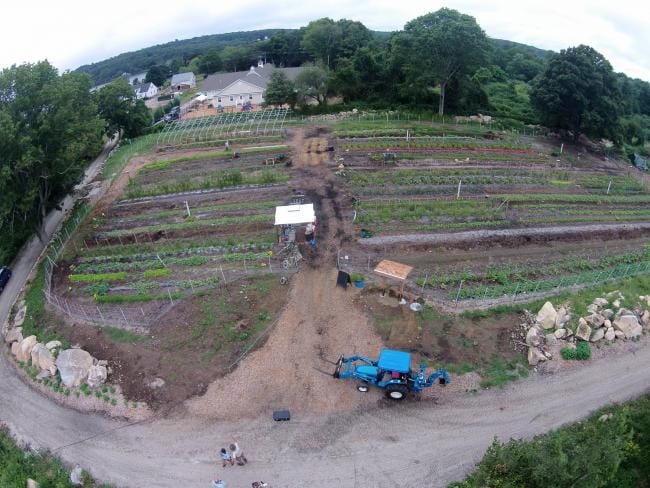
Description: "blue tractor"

(333, 349), (450, 400)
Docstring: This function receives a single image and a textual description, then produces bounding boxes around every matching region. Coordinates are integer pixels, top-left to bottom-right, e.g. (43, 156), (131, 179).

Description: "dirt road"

(2, 133), (650, 487)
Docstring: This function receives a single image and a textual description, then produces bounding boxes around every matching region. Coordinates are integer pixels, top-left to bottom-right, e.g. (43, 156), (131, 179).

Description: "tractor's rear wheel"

(356, 384), (369, 393)
(385, 384), (408, 400)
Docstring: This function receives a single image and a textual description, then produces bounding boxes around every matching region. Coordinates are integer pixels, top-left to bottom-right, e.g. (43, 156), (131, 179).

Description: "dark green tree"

(0, 61), (103, 250)
(97, 78), (151, 138)
(530, 45), (621, 141)
(144, 64), (171, 86)
(267, 29), (308, 67)
(295, 64), (329, 105)
(221, 46), (254, 72)
(301, 18), (371, 68)
(399, 8), (490, 115)
(198, 49), (222, 75)
(264, 70), (296, 107)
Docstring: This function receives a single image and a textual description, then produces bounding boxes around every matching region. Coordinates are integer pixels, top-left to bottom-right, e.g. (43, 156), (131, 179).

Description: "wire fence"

(42, 202), (295, 330)
(337, 249), (650, 310)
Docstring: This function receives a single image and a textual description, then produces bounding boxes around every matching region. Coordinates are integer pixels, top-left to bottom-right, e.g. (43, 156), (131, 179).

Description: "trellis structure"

(156, 108), (290, 146)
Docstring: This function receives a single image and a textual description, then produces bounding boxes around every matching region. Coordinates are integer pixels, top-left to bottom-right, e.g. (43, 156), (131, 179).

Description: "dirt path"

(360, 222), (650, 247)
(187, 126), (382, 418)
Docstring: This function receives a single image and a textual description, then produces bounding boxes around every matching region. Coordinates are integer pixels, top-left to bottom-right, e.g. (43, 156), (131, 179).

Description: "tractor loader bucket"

(333, 355), (344, 378)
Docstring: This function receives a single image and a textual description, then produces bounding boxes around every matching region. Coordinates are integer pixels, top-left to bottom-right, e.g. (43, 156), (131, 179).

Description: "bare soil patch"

(58, 274), (288, 410)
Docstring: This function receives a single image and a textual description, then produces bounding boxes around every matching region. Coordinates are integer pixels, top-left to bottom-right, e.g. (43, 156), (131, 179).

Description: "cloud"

(2, 0), (649, 81)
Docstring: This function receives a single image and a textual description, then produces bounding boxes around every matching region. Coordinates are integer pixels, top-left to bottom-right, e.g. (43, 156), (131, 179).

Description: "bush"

(561, 341), (591, 360)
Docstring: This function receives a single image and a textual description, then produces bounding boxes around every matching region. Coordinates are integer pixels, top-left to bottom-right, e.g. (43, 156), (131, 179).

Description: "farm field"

(46, 130), (307, 406)
(334, 119), (650, 309)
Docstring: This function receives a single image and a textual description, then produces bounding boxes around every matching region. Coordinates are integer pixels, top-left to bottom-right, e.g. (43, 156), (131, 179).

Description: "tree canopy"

(295, 64), (329, 106)
(145, 64), (171, 86)
(398, 8), (490, 115)
(531, 45), (621, 141)
(96, 78), (152, 139)
(0, 61), (104, 260)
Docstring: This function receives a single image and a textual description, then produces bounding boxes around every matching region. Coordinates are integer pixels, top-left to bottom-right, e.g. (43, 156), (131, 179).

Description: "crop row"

(100, 213), (272, 238)
(140, 146), (289, 172)
(108, 199), (282, 223)
(78, 234), (275, 259)
(416, 248), (650, 290)
(125, 170), (288, 199)
(450, 260), (650, 300)
(93, 276), (223, 303)
(340, 140), (530, 151)
(74, 251), (270, 275)
(349, 170), (647, 194)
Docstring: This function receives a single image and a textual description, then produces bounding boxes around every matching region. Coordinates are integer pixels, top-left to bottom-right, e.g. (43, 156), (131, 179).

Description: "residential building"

(202, 61), (302, 109)
(171, 72), (197, 91)
(135, 82), (158, 100)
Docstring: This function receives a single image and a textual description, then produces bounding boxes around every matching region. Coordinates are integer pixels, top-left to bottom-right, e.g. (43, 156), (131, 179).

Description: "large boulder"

(526, 326), (543, 346)
(614, 330), (626, 340)
(613, 315), (643, 339)
(87, 364), (108, 389)
(605, 327), (616, 341)
(70, 466), (84, 486)
(55, 349), (94, 388)
(13, 305), (27, 327)
(641, 310), (650, 329)
(586, 304), (599, 314)
(602, 309), (614, 319)
(31, 343), (56, 375)
(575, 321), (592, 342)
(590, 328), (605, 342)
(15, 335), (38, 363)
(45, 340), (62, 350)
(11, 341), (21, 356)
(536, 302), (557, 329)
(545, 333), (558, 346)
(554, 328), (567, 339)
(528, 347), (547, 366)
(585, 314), (605, 327)
(4, 327), (23, 344)
(593, 297), (609, 307)
(26, 479), (39, 488)
(555, 306), (570, 328)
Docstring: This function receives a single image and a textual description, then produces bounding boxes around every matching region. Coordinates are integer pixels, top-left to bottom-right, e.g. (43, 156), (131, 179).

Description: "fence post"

(167, 289), (174, 305)
(97, 306), (104, 321)
(454, 280), (464, 306)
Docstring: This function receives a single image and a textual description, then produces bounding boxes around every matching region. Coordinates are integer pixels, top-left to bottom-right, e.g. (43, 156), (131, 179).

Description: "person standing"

(220, 448), (234, 468)
(230, 436), (248, 465)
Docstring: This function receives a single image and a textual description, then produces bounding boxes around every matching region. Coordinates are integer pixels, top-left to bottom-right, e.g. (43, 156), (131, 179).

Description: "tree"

(400, 9), (490, 115)
(0, 61), (103, 250)
(221, 46), (254, 72)
(97, 78), (151, 138)
(530, 45), (621, 141)
(264, 71), (296, 107)
(295, 64), (328, 105)
(267, 29), (308, 67)
(331, 47), (383, 102)
(145, 64), (171, 86)
(198, 49), (222, 75)
(301, 18), (371, 69)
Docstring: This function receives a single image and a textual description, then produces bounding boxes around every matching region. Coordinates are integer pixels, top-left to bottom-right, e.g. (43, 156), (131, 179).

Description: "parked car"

(0, 266), (12, 293)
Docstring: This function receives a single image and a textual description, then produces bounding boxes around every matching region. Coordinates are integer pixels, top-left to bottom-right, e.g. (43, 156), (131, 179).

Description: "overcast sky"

(4, 0), (650, 80)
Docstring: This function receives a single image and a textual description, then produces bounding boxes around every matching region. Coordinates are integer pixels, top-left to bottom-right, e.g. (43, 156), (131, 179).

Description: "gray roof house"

(202, 62), (302, 107)
(135, 82), (158, 100)
(171, 72), (197, 90)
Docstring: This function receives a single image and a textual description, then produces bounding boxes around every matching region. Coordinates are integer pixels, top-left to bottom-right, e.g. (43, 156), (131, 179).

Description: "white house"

(202, 62), (302, 109)
(135, 82), (158, 100)
(171, 72), (196, 91)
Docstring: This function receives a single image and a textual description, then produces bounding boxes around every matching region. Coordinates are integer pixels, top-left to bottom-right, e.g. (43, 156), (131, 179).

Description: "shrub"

(350, 273), (365, 283)
(561, 341), (591, 360)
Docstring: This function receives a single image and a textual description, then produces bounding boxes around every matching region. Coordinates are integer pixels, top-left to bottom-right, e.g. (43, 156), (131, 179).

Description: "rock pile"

(4, 307), (109, 389)
(522, 291), (649, 366)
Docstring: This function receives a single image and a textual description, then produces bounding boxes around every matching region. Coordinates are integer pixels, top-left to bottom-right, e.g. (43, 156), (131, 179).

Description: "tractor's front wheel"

(356, 384), (369, 393)
(385, 384), (408, 400)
